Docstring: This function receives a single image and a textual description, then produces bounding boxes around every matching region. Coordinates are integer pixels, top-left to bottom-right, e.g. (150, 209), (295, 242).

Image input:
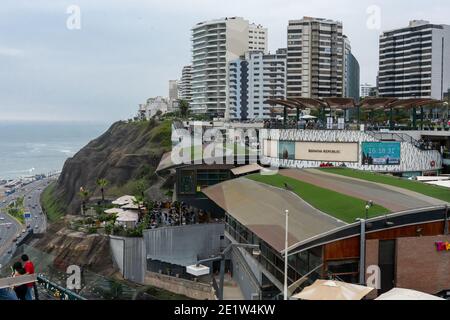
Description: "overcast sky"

(1, 0), (449, 122)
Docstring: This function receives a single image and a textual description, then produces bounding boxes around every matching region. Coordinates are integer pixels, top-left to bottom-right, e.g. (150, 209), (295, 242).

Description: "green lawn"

(319, 168), (450, 203)
(4, 196), (25, 224)
(247, 173), (390, 223)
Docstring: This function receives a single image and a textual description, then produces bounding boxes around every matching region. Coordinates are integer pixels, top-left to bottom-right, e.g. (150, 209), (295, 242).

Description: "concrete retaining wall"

(143, 223), (225, 266)
(110, 236), (146, 284)
(145, 271), (216, 300)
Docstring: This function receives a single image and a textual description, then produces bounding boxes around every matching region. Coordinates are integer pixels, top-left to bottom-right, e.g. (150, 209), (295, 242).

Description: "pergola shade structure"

(265, 97), (444, 129)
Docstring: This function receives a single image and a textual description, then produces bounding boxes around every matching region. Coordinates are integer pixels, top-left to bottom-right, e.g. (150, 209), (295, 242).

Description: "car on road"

(0, 217), (4, 221)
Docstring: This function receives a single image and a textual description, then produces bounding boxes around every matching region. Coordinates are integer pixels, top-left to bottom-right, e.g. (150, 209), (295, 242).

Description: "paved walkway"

(279, 169), (446, 213)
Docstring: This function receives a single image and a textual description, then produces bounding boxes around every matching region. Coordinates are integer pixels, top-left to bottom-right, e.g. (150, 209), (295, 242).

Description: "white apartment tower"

(249, 23), (268, 53)
(229, 49), (287, 120)
(168, 80), (179, 100)
(378, 20), (450, 99)
(191, 17), (267, 117)
(179, 65), (193, 103)
(287, 17), (345, 99)
(361, 83), (376, 98)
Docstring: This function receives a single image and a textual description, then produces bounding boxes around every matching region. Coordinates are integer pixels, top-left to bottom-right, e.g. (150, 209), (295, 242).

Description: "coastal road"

(0, 178), (53, 268)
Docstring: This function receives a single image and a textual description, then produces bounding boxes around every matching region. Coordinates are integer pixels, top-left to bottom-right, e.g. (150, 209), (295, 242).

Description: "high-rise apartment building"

(361, 83), (377, 98)
(378, 20), (450, 99)
(179, 65), (193, 103)
(249, 23), (268, 53)
(168, 80), (179, 100)
(190, 17), (267, 117)
(343, 36), (360, 102)
(229, 49), (287, 120)
(287, 17), (345, 99)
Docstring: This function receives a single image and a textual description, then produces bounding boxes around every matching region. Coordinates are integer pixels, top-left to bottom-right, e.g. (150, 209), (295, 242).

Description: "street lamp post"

(284, 209), (289, 301)
(365, 200), (373, 220)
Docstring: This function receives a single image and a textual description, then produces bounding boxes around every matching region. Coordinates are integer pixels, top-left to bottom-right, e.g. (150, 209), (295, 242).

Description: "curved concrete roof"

(203, 177), (345, 252)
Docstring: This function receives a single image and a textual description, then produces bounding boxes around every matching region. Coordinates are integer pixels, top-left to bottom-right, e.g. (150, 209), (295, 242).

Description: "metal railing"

(37, 275), (86, 300)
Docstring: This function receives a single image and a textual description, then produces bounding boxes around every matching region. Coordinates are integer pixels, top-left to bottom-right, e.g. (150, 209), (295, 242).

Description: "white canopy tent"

(375, 288), (445, 300)
(292, 280), (374, 301)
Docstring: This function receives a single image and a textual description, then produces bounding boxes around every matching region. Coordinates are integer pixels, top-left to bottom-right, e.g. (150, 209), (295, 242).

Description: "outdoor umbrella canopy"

(300, 115), (317, 120)
(112, 195), (136, 206)
(292, 280), (374, 300)
(104, 208), (124, 214)
(375, 288), (445, 300)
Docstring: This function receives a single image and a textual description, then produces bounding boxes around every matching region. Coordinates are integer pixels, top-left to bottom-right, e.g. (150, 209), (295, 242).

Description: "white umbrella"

(116, 211), (139, 222)
(104, 208), (124, 214)
(292, 280), (374, 300)
(300, 115), (317, 120)
(375, 288), (445, 300)
(112, 195), (136, 206)
(121, 203), (141, 210)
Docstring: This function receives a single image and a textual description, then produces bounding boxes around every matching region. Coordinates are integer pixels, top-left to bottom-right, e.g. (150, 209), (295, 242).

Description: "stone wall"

(145, 271), (216, 300)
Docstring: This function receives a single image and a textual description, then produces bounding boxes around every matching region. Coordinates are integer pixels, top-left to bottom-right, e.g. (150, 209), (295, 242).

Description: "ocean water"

(0, 121), (111, 180)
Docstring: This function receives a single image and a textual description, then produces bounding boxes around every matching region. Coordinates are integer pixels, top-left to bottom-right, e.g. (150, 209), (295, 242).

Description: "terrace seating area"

(265, 97), (449, 132)
(147, 201), (211, 229)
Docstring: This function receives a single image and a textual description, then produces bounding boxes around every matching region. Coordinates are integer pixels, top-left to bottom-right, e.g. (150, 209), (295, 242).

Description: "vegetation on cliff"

(41, 182), (65, 222)
(48, 119), (173, 215)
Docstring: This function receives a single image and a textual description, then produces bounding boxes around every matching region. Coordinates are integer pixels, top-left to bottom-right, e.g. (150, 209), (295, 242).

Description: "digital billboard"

(278, 141), (295, 160)
(362, 142), (401, 165)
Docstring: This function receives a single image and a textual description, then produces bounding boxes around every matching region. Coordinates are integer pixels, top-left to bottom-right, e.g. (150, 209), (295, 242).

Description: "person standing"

(21, 254), (38, 300)
(0, 288), (18, 300)
(12, 262), (28, 300)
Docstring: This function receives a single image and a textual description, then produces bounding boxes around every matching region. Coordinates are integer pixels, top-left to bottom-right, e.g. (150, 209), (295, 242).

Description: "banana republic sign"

(295, 142), (359, 162)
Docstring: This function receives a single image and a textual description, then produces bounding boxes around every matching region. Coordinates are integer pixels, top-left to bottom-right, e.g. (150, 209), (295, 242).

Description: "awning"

(424, 180), (450, 188)
(231, 164), (262, 176)
(156, 152), (175, 172)
(292, 280), (374, 300)
(375, 288), (445, 300)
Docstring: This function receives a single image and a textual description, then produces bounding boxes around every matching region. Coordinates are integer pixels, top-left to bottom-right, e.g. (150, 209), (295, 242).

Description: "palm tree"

(133, 194), (144, 222)
(78, 187), (90, 215)
(96, 178), (109, 204)
(178, 99), (189, 119)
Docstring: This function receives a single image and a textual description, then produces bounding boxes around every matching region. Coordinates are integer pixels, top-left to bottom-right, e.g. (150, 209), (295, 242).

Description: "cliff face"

(54, 120), (172, 214)
(34, 219), (117, 276)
